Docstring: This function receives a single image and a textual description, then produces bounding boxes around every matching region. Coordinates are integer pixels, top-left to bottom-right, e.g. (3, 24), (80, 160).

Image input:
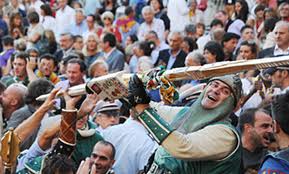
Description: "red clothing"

(97, 27), (122, 43)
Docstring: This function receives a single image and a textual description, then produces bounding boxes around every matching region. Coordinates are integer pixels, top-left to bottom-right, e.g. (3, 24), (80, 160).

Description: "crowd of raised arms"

(0, 0), (289, 174)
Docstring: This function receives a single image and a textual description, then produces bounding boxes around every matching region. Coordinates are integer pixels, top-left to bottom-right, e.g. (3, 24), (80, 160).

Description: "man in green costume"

(122, 74), (243, 174)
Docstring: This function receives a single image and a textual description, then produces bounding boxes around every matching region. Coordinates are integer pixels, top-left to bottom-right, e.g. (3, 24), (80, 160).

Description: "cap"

(94, 100), (120, 113)
(263, 66), (289, 76)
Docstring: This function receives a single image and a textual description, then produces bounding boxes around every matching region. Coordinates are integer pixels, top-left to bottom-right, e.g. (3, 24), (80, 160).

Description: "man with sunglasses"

(120, 74), (243, 174)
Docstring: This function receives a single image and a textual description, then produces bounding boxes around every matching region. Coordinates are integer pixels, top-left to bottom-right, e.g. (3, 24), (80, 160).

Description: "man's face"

(0, 87), (14, 110)
(91, 143), (115, 174)
(201, 80), (231, 109)
(279, 4), (289, 19)
(73, 37), (84, 51)
(241, 28), (254, 41)
(75, 12), (84, 25)
(270, 70), (286, 88)
(66, 63), (84, 86)
(168, 34), (182, 52)
(86, 16), (95, 29)
(239, 45), (254, 60)
(224, 38), (238, 53)
(249, 111), (273, 148)
(13, 58), (26, 78)
(143, 11), (154, 24)
(95, 113), (119, 129)
(60, 35), (73, 50)
(274, 25), (289, 48)
(39, 58), (55, 77)
(145, 33), (157, 44)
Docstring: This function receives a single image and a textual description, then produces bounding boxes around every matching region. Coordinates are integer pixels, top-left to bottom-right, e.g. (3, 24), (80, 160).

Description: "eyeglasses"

(103, 17), (111, 21)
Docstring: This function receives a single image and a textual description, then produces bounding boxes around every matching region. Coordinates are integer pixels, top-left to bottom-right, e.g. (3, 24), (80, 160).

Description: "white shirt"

(167, 0), (190, 32)
(138, 18), (165, 41)
(41, 16), (56, 34)
(274, 45), (289, 56)
(55, 5), (75, 40)
(103, 118), (158, 174)
(28, 0), (44, 16)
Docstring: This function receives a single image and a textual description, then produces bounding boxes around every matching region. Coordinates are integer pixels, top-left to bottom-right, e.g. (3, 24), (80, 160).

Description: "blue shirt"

(70, 21), (88, 36)
(166, 50), (180, 70)
(259, 156), (289, 174)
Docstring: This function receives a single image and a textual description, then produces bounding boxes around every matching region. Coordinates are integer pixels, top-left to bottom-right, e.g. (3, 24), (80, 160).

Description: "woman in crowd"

(26, 11), (44, 49)
(97, 11), (122, 43)
(9, 12), (25, 39)
(233, 0), (250, 23)
(40, 4), (56, 33)
(203, 41), (225, 63)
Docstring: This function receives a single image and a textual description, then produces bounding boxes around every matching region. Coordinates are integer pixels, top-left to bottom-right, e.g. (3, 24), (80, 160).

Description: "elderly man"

(121, 74), (243, 174)
(155, 31), (187, 70)
(137, 6), (165, 41)
(258, 21), (289, 58)
(1, 83), (27, 132)
(70, 8), (88, 36)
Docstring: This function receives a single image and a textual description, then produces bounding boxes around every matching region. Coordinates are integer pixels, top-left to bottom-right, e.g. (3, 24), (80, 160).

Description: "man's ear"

(281, 70), (288, 78)
(244, 123), (253, 133)
(275, 121), (281, 134)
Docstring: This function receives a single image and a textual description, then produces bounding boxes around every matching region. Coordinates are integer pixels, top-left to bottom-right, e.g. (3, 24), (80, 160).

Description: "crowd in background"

(0, 0), (289, 173)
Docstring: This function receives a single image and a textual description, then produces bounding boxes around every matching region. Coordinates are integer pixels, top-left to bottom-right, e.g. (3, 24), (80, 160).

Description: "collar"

(104, 47), (116, 58)
(169, 49), (181, 58)
(274, 45), (289, 53)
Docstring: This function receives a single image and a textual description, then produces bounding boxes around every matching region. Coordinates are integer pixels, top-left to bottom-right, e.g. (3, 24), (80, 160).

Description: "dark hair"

(42, 155), (76, 174)
(25, 79), (54, 106)
(125, 6), (134, 16)
(222, 32), (240, 45)
(14, 52), (28, 63)
(40, 53), (58, 67)
(264, 17), (279, 33)
(272, 92), (289, 135)
(67, 58), (86, 72)
(240, 25), (253, 34)
(138, 41), (155, 56)
(87, 14), (96, 21)
(40, 4), (53, 16)
(97, 140), (116, 159)
(27, 47), (40, 55)
(204, 41), (225, 62)
(235, 0), (249, 23)
(210, 19), (224, 28)
(238, 108), (259, 133)
(28, 11), (40, 23)
(2, 35), (14, 46)
(148, 0), (164, 10)
(128, 34), (139, 43)
(254, 4), (266, 14)
(183, 37), (198, 52)
(148, 30), (159, 39)
(239, 40), (258, 55)
(103, 33), (116, 47)
(73, 35), (83, 41)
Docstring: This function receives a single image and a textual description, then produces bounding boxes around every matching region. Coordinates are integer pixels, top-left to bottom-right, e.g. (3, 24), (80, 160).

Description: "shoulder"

(259, 155), (289, 174)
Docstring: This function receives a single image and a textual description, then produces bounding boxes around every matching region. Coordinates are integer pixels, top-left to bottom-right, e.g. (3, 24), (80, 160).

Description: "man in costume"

(122, 74), (243, 174)
(258, 91), (289, 173)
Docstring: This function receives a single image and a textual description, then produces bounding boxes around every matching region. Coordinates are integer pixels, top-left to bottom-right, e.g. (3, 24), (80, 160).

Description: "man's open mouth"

(208, 95), (217, 102)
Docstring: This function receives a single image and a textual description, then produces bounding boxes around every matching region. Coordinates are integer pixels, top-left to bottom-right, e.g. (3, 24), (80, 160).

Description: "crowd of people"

(0, 0), (289, 173)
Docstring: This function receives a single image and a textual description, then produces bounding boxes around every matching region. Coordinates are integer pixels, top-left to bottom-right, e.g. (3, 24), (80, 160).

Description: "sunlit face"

(143, 11), (154, 23)
(87, 36), (98, 51)
(91, 143), (115, 174)
(235, 2), (242, 14)
(249, 111), (273, 148)
(242, 28), (254, 41)
(86, 16), (95, 29)
(150, 0), (160, 11)
(239, 45), (254, 60)
(75, 11), (85, 25)
(92, 64), (108, 78)
(270, 70), (286, 89)
(201, 80), (231, 109)
(73, 37), (84, 51)
(39, 58), (55, 76)
(274, 25), (289, 48)
(66, 63), (84, 86)
(168, 33), (182, 52)
(95, 113), (119, 129)
(279, 4), (289, 18)
(13, 58), (27, 78)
